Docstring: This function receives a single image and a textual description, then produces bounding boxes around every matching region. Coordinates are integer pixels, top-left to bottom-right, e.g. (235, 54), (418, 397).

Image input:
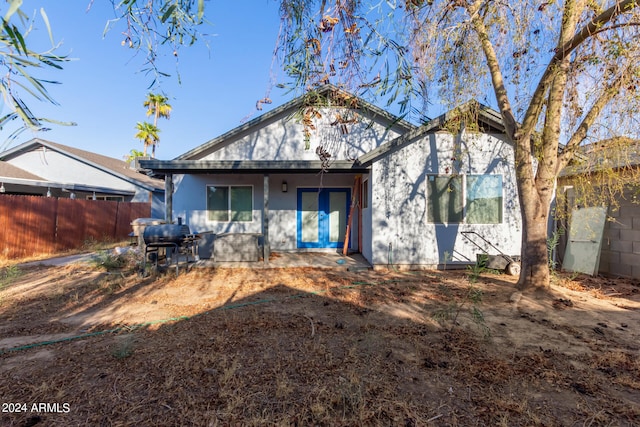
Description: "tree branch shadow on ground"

(0, 267), (639, 426)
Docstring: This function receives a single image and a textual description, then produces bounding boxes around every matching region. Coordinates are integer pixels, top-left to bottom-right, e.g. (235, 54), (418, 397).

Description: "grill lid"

(143, 224), (190, 244)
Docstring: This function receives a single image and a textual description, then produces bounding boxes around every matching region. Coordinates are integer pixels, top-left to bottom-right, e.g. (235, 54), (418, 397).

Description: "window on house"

(207, 185), (253, 222)
(361, 179), (369, 209)
(427, 175), (463, 223)
(427, 174), (503, 224)
(466, 175), (503, 224)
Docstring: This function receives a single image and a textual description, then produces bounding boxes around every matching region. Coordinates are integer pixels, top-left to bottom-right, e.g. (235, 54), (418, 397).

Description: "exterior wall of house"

(368, 131), (522, 268)
(172, 173), (264, 235)
(598, 189), (640, 279)
(9, 150), (130, 189)
(149, 192), (165, 219)
(199, 108), (404, 162)
(171, 172), (361, 253)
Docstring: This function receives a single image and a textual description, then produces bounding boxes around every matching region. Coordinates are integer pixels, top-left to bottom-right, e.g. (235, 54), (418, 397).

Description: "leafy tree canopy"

(134, 120), (160, 157)
(141, 92), (172, 157)
(277, 0), (640, 143)
(275, 0), (640, 288)
(0, 0), (205, 149)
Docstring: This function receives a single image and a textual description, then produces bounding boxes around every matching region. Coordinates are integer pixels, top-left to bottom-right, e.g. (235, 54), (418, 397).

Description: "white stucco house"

(141, 86), (522, 268)
(0, 139), (165, 217)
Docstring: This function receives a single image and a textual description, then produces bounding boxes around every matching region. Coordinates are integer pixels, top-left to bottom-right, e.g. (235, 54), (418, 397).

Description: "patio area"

(194, 251), (372, 271)
(16, 249), (372, 272)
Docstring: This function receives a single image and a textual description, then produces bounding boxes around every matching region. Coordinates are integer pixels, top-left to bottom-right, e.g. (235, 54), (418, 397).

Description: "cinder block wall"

(599, 188), (640, 279)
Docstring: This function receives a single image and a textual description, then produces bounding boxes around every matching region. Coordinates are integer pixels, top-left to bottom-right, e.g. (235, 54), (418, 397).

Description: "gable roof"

(0, 138), (164, 192)
(358, 101), (507, 166)
(140, 95), (508, 176)
(176, 84), (416, 161)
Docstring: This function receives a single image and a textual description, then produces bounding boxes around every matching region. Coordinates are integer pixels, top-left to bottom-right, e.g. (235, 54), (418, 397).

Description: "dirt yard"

(0, 256), (639, 426)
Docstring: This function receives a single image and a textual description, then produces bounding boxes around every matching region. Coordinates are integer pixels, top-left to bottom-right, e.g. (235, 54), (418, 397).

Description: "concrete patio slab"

(194, 251), (372, 270)
(16, 250), (372, 272)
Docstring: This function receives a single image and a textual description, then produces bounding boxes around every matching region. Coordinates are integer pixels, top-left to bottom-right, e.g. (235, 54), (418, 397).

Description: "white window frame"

(426, 174), (464, 224)
(206, 185), (254, 222)
(465, 174), (503, 225)
(426, 174), (503, 225)
(361, 178), (369, 209)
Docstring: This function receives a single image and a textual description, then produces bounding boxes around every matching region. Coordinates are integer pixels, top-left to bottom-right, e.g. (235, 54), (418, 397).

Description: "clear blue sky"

(9, 1), (292, 160)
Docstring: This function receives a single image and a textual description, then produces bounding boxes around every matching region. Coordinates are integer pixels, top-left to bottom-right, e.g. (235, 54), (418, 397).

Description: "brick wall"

(599, 188), (640, 279)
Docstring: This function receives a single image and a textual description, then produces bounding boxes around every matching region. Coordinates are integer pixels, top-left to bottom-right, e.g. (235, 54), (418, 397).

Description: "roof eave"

(140, 159), (369, 175)
(0, 177), (136, 195)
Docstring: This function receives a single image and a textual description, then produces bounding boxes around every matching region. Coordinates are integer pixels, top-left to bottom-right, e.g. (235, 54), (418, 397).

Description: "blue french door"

(297, 188), (350, 249)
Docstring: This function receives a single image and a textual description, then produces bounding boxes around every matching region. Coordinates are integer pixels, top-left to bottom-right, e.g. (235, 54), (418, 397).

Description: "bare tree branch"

(521, 0), (640, 138)
(467, 4), (518, 139)
(556, 71), (630, 173)
(537, 0), (584, 183)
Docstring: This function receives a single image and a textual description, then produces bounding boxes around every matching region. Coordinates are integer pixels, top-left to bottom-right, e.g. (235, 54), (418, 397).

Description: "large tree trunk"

(515, 0), (579, 290)
(514, 135), (555, 289)
(517, 192), (551, 289)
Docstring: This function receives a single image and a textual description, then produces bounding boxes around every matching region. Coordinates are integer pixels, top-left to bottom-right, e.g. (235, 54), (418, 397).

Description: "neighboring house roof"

(0, 158), (137, 195)
(560, 137), (640, 177)
(0, 138), (164, 192)
(176, 84), (416, 161)
(0, 161), (44, 181)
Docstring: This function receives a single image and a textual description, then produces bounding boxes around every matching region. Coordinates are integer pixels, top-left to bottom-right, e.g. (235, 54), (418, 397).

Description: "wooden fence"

(0, 195), (151, 259)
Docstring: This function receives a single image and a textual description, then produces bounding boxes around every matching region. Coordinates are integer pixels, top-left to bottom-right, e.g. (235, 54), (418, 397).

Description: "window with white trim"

(207, 185), (253, 222)
(427, 174), (503, 224)
(427, 175), (463, 223)
(466, 175), (503, 224)
(361, 179), (369, 209)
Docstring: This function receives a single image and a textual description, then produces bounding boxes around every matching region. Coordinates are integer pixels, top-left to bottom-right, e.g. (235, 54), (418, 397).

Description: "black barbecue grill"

(142, 224), (199, 275)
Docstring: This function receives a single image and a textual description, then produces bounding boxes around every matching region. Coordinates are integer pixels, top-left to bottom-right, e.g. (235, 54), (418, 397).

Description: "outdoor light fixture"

(282, 181), (288, 193)
(0, 183), (5, 193)
(46, 187), (52, 197)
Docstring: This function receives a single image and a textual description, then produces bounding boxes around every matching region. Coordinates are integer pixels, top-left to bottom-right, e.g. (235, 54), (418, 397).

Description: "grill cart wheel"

(506, 262), (521, 276)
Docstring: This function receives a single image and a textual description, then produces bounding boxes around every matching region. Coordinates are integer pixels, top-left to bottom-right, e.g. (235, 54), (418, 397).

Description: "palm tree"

(143, 93), (171, 158)
(123, 148), (145, 165)
(134, 122), (160, 157)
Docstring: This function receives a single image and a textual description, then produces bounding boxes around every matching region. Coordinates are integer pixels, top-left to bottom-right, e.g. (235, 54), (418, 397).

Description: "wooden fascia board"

(139, 159), (368, 175)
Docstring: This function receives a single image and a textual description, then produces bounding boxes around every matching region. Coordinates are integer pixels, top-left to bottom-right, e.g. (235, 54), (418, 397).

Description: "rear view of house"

(142, 86), (522, 268)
